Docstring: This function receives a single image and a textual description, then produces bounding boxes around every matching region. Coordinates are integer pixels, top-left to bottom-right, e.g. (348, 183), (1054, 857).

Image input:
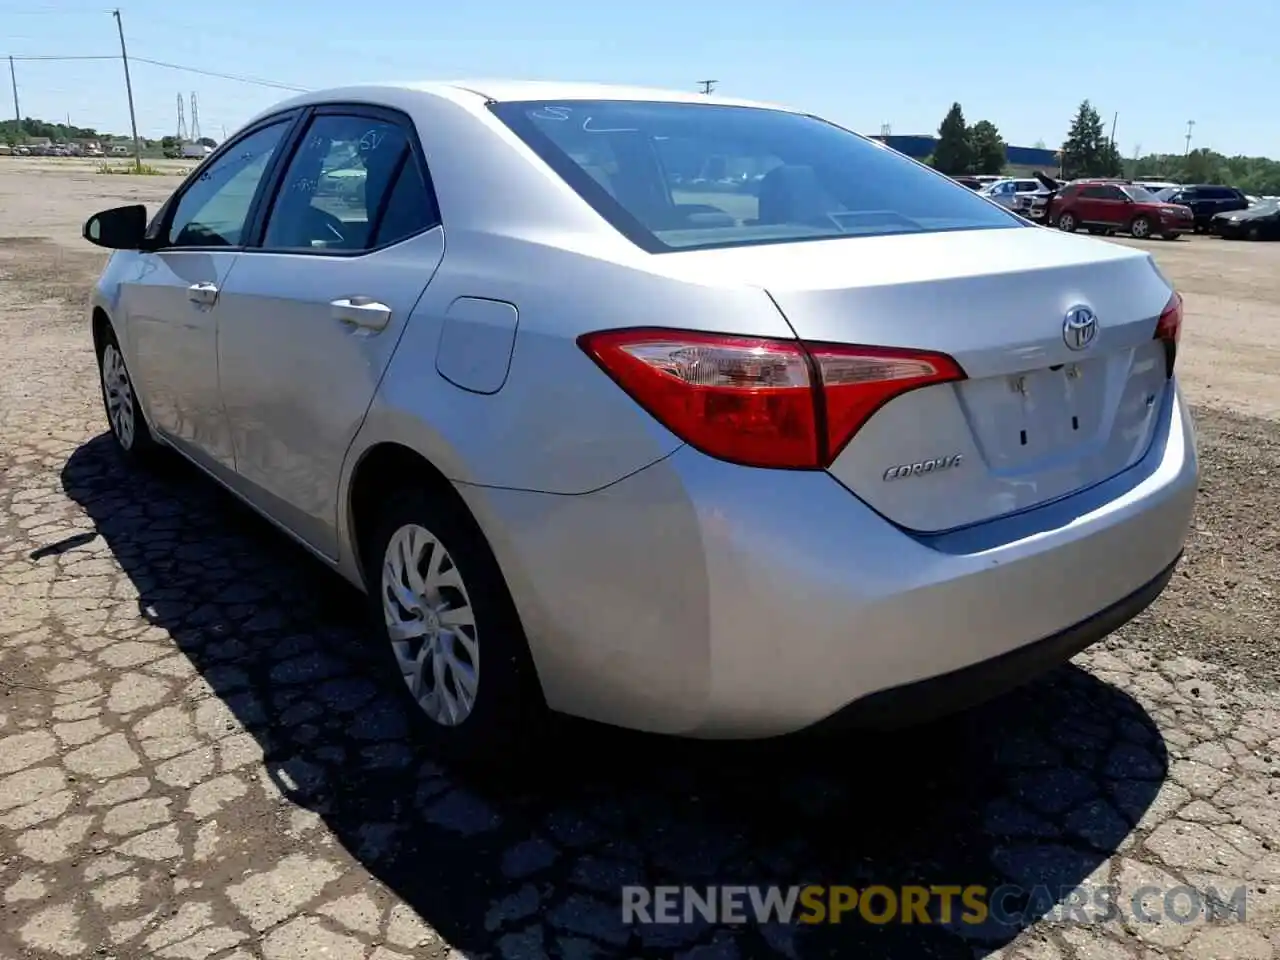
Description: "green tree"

(969, 120), (1007, 175)
(1, 116), (107, 145)
(932, 103), (971, 176)
(1099, 139), (1124, 178)
(1060, 101), (1116, 178)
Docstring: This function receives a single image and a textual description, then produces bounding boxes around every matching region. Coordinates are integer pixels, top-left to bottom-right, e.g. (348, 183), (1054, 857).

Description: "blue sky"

(5, 0), (1275, 157)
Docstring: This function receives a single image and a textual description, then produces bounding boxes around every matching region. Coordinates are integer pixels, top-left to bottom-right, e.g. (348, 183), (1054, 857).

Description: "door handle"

(330, 297), (392, 331)
(188, 282), (218, 305)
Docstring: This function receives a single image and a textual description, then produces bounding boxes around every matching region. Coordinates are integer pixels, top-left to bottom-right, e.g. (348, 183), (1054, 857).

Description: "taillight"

(1154, 291), (1182, 377)
(577, 328), (965, 469)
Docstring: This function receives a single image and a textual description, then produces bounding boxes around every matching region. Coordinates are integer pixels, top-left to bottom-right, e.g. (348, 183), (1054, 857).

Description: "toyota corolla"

(82, 81), (1197, 757)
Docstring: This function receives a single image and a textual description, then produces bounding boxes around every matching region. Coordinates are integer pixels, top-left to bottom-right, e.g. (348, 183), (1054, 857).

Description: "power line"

(5, 54), (118, 61)
(3, 53), (305, 91)
(130, 57), (306, 92)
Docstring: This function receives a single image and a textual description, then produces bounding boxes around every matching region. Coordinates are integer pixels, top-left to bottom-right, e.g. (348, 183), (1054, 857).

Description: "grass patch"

(95, 161), (171, 176)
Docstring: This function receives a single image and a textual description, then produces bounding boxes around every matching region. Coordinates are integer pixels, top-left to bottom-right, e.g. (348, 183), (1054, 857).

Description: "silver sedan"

(82, 81), (1198, 758)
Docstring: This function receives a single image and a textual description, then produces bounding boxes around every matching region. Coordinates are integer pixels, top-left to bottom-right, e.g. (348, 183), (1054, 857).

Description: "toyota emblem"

(1063, 305), (1098, 351)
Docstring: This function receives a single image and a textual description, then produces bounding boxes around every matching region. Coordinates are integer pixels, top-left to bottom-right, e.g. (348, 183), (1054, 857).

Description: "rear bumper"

(463, 383), (1198, 739)
(809, 552), (1180, 731)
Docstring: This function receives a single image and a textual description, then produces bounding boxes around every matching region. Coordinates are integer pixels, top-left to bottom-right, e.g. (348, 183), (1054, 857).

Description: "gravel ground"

(1, 160), (1279, 959)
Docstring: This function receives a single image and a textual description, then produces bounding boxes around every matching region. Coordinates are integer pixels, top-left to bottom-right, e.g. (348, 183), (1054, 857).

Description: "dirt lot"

(1, 158), (1279, 960)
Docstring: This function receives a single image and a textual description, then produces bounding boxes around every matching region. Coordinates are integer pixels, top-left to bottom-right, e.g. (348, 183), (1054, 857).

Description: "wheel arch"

(91, 306), (114, 354)
(342, 439), (552, 703)
(347, 442), (467, 581)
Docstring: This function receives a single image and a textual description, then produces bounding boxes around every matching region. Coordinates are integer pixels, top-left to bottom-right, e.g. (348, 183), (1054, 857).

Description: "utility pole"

(1184, 120), (1195, 156)
(112, 9), (143, 170)
(8, 56), (20, 142)
(1109, 111), (1118, 146)
(697, 80), (717, 95)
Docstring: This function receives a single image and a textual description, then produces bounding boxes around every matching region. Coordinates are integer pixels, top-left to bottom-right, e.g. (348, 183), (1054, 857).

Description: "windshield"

(489, 100), (1022, 252)
(1121, 185), (1158, 202)
(1154, 188), (1180, 201)
(1249, 199), (1279, 213)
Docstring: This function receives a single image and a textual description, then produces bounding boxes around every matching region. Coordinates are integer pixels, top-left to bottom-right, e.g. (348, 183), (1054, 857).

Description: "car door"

(1087, 184), (1128, 227)
(120, 117), (296, 471)
(215, 105), (445, 558)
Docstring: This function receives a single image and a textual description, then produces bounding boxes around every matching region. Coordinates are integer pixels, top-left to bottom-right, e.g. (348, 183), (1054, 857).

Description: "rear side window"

(490, 100), (1021, 252)
(262, 113), (436, 252)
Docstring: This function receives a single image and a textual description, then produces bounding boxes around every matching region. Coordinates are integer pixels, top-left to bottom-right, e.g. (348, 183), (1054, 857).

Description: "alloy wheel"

(380, 523), (479, 726)
(101, 344), (136, 450)
(1131, 217), (1151, 239)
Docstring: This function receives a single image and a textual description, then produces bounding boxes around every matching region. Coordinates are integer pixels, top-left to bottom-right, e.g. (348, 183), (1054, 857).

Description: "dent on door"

(123, 251), (239, 469)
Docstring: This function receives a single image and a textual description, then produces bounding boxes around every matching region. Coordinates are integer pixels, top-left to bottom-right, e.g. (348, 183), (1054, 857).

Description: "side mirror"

(83, 204), (150, 250)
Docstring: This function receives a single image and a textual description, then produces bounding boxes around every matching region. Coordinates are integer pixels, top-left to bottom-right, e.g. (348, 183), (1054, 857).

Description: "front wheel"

(1057, 212), (1077, 233)
(1129, 215), (1153, 239)
(97, 328), (159, 463)
(362, 486), (547, 761)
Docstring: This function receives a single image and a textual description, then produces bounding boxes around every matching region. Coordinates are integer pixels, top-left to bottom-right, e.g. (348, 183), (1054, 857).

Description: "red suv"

(1049, 181), (1194, 240)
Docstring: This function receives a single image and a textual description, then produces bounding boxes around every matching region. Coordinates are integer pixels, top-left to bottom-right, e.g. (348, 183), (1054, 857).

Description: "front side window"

(262, 113), (434, 252)
(1121, 185), (1157, 202)
(165, 121), (289, 248)
(490, 100), (1022, 252)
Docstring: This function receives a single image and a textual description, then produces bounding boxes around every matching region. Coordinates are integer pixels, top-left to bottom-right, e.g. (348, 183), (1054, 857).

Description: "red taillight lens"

(1154, 291), (1182, 376)
(577, 328), (965, 469)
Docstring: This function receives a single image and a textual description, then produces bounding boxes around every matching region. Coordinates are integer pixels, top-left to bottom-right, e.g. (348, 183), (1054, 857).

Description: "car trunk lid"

(660, 226), (1175, 532)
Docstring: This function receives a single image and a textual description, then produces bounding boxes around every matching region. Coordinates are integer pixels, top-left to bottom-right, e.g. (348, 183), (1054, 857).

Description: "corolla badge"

(1062, 305), (1098, 351)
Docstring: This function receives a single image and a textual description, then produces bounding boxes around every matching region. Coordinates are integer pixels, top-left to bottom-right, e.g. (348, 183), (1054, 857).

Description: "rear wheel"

(1057, 211), (1077, 233)
(96, 327), (159, 463)
(362, 485), (546, 761)
(1129, 215), (1153, 239)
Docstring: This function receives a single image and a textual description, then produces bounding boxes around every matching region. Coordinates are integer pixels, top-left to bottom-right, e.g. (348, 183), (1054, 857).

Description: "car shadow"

(56, 434), (1170, 958)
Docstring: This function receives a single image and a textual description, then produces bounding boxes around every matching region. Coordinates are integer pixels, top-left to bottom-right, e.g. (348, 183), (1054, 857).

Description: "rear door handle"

(331, 297), (392, 332)
(188, 282), (218, 305)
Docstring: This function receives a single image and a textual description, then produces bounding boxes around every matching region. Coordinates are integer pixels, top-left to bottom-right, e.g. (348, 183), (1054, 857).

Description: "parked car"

(952, 175), (986, 190)
(80, 81), (1197, 756)
(979, 177), (1046, 217)
(1153, 184), (1249, 232)
(1211, 198), (1280, 240)
(1050, 181), (1193, 239)
(1135, 180), (1179, 195)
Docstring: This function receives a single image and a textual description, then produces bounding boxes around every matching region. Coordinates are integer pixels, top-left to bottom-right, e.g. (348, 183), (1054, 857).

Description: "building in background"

(872, 134), (1060, 176)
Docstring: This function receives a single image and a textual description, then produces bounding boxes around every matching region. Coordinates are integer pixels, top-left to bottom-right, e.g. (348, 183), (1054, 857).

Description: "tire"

(96, 325), (159, 463)
(1057, 211), (1077, 233)
(361, 485), (547, 762)
(1129, 215), (1153, 240)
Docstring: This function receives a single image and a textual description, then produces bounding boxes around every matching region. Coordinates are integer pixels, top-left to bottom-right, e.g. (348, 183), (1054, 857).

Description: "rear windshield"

(489, 100), (1023, 252)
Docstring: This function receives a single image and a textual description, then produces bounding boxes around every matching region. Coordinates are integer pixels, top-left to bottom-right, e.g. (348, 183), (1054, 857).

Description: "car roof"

(256, 79), (799, 117)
